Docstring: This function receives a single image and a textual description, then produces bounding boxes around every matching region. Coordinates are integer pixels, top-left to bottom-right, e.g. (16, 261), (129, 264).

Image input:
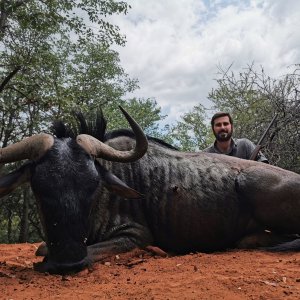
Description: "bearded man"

(203, 112), (268, 163)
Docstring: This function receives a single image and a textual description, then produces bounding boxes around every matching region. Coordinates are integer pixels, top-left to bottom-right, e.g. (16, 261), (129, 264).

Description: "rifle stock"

(249, 145), (261, 161)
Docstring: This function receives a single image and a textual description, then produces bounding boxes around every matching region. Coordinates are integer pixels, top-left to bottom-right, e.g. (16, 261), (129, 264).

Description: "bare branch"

(0, 65), (21, 93)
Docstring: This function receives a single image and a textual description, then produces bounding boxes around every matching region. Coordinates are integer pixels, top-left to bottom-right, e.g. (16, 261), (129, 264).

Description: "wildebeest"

(0, 106), (300, 274)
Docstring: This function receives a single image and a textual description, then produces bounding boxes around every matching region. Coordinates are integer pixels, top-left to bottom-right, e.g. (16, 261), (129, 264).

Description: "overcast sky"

(110, 0), (300, 125)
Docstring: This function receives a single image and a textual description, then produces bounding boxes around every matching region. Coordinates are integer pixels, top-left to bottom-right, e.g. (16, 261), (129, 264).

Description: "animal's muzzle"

(33, 256), (91, 274)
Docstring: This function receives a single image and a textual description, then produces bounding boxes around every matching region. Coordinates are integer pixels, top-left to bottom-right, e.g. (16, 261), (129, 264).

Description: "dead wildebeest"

(0, 106), (300, 274)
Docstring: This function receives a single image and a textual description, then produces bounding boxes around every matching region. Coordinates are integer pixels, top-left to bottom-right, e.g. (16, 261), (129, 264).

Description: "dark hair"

(211, 112), (233, 127)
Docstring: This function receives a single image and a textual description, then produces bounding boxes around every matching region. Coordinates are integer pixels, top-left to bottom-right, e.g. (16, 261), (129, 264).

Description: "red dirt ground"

(1, 243), (300, 299)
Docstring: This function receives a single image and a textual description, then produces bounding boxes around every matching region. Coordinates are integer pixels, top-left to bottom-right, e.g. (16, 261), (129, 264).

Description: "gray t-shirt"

(203, 138), (268, 163)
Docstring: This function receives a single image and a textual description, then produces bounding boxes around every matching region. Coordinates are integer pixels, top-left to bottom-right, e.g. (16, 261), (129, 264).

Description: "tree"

(0, 0), (136, 128)
(209, 63), (300, 172)
(103, 97), (166, 135)
(0, 0), (131, 95)
(167, 104), (212, 151)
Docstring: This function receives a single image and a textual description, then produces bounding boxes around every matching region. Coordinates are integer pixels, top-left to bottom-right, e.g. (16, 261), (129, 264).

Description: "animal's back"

(101, 136), (251, 252)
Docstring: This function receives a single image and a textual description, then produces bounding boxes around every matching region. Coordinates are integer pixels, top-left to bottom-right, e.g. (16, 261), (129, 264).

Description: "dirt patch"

(1, 243), (300, 299)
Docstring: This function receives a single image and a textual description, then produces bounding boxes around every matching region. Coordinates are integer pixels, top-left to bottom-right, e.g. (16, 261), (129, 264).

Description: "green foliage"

(166, 104), (212, 151)
(103, 97), (166, 136)
(1, 1), (130, 45)
(0, 0), (135, 136)
(62, 42), (139, 114)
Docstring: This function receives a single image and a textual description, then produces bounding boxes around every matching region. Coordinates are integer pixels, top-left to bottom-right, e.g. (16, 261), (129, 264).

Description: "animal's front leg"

(87, 222), (153, 262)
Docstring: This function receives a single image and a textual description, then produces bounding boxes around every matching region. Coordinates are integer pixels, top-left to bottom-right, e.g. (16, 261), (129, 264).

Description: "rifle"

(249, 114), (277, 161)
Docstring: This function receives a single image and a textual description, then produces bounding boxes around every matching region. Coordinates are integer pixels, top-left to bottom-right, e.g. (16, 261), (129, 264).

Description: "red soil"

(1, 243), (300, 299)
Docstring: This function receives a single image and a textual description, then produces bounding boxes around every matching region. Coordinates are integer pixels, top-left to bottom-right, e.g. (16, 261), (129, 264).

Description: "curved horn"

(76, 106), (148, 162)
(0, 133), (54, 163)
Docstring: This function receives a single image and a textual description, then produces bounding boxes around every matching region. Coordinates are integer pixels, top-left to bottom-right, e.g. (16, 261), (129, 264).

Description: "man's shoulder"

(235, 138), (254, 145)
(233, 138), (255, 159)
(234, 138), (256, 149)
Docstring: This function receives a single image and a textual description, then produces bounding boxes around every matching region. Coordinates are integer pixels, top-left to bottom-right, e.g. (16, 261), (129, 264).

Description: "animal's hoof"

(35, 242), (48, 256)
(33, 261), (49, 273)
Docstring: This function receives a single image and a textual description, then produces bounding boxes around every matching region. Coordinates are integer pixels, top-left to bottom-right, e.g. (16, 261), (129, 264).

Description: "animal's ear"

(103, 171), (143, 199)
(0, 163), (32, 197)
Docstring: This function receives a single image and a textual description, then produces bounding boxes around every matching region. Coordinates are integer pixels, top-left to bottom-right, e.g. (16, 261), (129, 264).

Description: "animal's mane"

(52, 110), (107, 141)
(52, 109), (178, 150)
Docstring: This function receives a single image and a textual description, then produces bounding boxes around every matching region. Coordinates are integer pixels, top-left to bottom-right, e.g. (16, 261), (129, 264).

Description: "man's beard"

(214, 130), (232, 142)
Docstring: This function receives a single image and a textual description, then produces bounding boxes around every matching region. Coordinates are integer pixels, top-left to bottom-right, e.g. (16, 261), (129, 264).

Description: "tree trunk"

(7, 209), (12, 243)
(18, 188), (29, 242)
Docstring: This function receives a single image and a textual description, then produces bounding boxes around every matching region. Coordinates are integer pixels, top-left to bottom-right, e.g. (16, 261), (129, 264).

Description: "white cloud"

(110, 0), (300, 125)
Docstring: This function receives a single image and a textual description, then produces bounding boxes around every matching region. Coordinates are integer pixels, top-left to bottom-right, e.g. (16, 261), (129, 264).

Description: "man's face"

(212, 116), (233, 142)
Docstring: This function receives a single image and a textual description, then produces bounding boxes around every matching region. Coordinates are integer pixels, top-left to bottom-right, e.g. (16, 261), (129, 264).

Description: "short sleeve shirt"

(203, 138), (268, 163)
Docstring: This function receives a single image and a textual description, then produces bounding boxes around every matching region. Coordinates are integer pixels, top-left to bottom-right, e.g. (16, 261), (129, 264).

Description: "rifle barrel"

(249, 113), (277, 161)
(256, 114), (277, 146)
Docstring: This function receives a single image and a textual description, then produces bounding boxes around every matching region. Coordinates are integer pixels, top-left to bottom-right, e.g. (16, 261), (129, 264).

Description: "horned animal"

(0, 107), (300, 274)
